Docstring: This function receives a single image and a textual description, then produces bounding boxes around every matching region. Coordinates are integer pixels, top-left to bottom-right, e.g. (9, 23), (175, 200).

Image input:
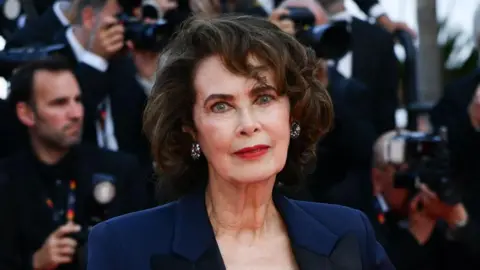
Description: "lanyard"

(45, 179), (77, 223)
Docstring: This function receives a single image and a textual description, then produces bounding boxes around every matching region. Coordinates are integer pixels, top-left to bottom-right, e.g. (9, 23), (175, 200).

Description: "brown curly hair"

(143, 14), (334, 198)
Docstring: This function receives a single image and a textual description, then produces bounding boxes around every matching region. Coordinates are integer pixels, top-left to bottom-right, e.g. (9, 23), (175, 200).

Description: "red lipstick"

(234, 144), (270, 160)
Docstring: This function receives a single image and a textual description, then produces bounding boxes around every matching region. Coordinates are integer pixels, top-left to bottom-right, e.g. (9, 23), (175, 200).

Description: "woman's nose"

(236, 109), (261, 136)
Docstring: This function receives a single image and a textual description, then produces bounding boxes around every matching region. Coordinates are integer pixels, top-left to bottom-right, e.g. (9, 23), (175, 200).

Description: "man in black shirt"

(0, 58), (148, 270)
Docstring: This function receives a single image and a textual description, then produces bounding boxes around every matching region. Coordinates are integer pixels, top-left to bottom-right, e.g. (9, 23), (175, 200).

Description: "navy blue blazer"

(87, 189), (394, 270)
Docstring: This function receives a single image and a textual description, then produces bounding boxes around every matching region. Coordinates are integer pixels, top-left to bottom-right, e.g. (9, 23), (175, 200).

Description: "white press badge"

(3, 0), (21, 20)
(94, 181), (116, 204)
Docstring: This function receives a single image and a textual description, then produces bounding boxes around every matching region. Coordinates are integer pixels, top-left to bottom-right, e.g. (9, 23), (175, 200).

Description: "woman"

(87, 14), (393, 270)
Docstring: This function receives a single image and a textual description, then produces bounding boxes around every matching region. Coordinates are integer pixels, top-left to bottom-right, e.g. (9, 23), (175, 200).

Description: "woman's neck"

(205, 175), (281, 242)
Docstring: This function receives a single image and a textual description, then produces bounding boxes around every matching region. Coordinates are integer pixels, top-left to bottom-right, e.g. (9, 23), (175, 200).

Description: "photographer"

(0, 58), (148, 270)
(46, 0), (160, 165)
(317, 0), (400, 136)
(371, 130), (480, 270)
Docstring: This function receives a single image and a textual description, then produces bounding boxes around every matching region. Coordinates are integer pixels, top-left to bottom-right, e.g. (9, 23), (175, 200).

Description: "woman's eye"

(256, 95), (274, 105)
(211, 102), (230, 112)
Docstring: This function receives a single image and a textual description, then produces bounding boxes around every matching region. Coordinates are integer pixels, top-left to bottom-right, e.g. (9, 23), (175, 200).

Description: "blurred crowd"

(0, 0), (479, 269)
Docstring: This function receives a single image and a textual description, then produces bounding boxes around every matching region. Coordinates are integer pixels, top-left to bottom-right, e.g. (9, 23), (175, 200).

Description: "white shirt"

(52, 1), (70, 27)
(65, 27), (119, 151)
(368, 3), (387, 19)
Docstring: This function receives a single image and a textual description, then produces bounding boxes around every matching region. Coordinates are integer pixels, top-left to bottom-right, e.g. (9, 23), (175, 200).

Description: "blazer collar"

(171, 188), (339, 261)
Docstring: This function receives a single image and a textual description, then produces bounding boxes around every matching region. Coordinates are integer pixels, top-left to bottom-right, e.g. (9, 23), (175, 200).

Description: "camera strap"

(44, 179), (77, 225)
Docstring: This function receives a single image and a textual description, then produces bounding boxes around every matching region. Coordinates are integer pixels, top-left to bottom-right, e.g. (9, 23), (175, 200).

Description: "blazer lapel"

(273, 192), (362, 270)
(150, 189), (225, 270)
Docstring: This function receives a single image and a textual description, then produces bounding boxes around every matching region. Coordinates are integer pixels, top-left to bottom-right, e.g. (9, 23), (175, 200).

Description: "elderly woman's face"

(191, 55), (291, 183)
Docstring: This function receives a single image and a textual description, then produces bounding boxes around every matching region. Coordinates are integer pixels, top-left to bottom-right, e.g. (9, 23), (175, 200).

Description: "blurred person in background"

(1, 0), (158, 205)
(327, 0), (416, 36)
(320, 0), (400, 136)
(371, 130), (480, 270)
(0, 58), (148, 270)
(430, 3), (480, 238)
(48, 0), (155, 166)
(3, 0), (162, 165)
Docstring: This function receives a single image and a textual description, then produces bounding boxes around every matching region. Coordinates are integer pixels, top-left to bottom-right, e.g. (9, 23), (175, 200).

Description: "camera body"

(385, 129), (461, 205)
(116, 12), (173, 52)
(280, 7), (351, 60)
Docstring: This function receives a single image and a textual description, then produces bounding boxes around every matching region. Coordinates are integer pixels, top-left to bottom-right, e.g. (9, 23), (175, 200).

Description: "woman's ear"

(182, 125), (196, 141)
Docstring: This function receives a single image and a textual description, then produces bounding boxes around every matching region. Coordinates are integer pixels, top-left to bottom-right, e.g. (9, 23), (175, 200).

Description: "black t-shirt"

(34, 149), (78, 226)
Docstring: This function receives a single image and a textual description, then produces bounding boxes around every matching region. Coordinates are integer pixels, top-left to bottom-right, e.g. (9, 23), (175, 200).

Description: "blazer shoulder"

(89, 201), (178, 249)
(292, 201), (393, 269)
(88, 202), (181, 269)
(293, 201), (368, 236)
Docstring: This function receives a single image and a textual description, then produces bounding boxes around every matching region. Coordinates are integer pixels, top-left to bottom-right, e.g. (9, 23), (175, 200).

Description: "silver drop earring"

(290, 121), (301, 139)
(191, 142), (201, 160)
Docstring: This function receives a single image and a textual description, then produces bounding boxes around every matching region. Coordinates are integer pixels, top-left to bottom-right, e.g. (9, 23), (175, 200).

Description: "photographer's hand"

(376, 15), (417, 38)
(419, 184), (469, 228)
(269, 9), (295, 36)
(408, 193), (436, 245)
(32, 223), (81, 270)
(90, 16), (125, 60)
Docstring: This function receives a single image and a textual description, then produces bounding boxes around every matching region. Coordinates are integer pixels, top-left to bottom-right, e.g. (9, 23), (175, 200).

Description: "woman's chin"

(226, 168), (281, 186)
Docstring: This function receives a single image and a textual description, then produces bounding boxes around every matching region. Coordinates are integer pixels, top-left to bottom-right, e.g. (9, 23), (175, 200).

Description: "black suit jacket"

(309, 67), (376, 215)
(5, 6), (66, 49)
(429, 70), (480, 269)
(430, 69), (480, 183)
(86, 188), (394, 270)
(351, 17), (399, 135)
(352, 0), (379, 16)
(0, 144), (148, 270)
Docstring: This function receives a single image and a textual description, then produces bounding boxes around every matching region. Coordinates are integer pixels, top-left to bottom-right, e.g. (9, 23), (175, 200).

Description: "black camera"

(386, 128), (461, 205)
(280, 7), (351, 60)
(0, 44), (66, 77)
(116, 13), (174, 52)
